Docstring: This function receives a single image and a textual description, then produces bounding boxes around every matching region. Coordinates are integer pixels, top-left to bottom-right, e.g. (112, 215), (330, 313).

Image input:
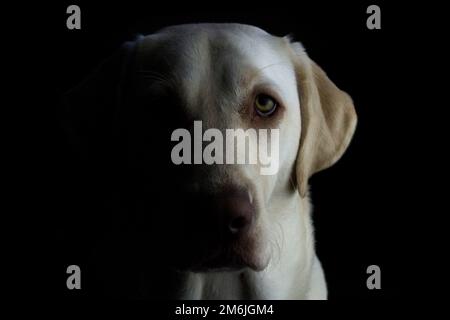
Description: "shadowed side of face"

(131, 24), (302, 272)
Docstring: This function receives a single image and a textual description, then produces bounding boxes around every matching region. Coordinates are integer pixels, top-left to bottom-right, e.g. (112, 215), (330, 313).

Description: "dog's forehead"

(136, 24), (296, 111)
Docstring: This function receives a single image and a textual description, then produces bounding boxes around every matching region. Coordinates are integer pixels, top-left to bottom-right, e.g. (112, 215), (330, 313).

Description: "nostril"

(214, 186), (255, 235)
(229, 216), (249, 234)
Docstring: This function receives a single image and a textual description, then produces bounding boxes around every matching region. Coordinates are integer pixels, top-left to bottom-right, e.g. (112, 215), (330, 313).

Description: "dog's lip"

(178, 244), (267, 273)
(174, 251), (268, 273)
(171, 259), (246, 273)
(186, 261), (251, 273)
(187, 263), (248, 273)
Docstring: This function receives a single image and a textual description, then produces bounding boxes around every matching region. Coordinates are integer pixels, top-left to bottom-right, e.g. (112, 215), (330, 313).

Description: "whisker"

(255, 60), (291, 75)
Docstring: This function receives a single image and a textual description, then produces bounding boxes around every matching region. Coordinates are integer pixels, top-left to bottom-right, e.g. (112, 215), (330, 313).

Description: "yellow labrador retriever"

(66, 23), (356, 299)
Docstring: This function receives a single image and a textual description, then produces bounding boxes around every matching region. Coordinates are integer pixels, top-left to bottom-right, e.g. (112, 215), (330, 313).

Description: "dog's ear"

(289, 42), (357, 197)
(62, 39), (140, 155)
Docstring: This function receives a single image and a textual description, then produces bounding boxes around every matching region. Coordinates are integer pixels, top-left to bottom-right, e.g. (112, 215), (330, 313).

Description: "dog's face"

(66, 23), (356, 274)
(135, 24), (302, 271)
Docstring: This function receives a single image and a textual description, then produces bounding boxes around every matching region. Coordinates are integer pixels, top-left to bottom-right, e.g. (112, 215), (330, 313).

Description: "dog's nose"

(216, 187), (255, 235)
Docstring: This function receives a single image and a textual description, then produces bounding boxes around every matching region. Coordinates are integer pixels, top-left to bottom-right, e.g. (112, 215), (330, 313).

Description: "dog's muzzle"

(167, 185), (267, 272)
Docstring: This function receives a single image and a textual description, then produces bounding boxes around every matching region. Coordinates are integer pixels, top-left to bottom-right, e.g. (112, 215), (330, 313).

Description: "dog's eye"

(254, 94), (277, 116)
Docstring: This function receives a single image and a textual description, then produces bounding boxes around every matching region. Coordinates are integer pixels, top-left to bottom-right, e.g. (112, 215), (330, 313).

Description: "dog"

(64, 23), (357, 299)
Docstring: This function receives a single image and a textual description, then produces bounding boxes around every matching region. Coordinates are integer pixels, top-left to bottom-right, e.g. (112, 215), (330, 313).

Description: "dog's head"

(64, 23), (356, 273)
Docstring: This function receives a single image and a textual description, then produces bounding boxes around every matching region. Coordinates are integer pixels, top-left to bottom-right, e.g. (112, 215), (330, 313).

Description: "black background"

(23, 0), (433, 306)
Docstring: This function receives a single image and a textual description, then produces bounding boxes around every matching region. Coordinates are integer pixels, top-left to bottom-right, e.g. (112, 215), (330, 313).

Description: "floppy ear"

(290, 44), (357, 197)
(62, 39), (139, 156)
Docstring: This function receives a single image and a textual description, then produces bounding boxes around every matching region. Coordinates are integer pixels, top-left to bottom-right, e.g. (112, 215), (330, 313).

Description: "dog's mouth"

(171, 230), (270, 273)
(176, 253), (267, 273)
(190, 247), (264, 273)
(188, 256), (251, 273)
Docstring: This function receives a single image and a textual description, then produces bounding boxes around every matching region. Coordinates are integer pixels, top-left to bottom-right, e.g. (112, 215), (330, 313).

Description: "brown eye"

(254, 94), (278, 116)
